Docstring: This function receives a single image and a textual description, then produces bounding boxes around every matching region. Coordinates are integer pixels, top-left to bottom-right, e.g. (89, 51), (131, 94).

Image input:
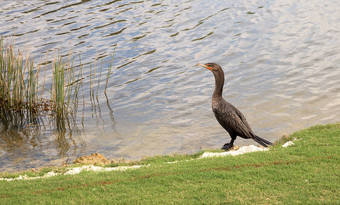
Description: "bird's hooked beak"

(197, 63), (212, 70)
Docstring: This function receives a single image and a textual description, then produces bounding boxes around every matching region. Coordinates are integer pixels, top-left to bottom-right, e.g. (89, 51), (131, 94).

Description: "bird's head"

(196, 63), (221, 72)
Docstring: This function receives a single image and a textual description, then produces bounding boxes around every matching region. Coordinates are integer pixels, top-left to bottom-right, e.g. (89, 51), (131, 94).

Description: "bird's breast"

(211, 96), (223, 109)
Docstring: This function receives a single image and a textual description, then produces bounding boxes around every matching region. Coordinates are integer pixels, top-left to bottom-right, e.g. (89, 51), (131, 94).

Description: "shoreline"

(1, 138), (295, 180)
(1, 123), (339, 204)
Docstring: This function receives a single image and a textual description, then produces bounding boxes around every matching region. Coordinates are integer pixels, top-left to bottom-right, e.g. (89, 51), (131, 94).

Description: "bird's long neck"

(212, 69), (224, 98)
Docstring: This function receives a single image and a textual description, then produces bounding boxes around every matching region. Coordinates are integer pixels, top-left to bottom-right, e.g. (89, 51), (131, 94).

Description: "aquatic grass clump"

(0, 39), (36, 110)
(0, 37), (114, 130)
(0, 38), (42, 127)
(52, 53), (80, 117)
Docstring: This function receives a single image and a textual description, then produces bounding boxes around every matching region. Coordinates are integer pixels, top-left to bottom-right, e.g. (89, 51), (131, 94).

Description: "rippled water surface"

(0, 0), (339, 171)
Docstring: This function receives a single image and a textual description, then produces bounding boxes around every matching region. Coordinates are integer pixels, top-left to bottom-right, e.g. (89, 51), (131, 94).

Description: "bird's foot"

(221, 143), (233, 151)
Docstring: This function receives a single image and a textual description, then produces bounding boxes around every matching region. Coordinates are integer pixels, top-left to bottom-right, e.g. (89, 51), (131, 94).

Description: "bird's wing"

(214, 100), (254, 139)
(231, 104), (255, 135)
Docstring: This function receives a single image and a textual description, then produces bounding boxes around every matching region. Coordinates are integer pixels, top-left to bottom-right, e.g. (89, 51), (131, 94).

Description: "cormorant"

(197, 63), (273, 150)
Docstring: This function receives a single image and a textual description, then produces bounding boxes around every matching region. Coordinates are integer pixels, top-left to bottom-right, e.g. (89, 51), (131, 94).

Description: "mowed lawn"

(1, 124), (339, 204)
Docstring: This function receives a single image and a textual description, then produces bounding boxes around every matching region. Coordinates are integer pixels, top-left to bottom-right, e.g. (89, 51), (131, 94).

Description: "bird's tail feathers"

(252, 135), (273, 147)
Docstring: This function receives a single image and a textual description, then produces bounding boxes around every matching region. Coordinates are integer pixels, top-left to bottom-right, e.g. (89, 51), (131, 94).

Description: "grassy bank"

(1, 124), (339, 204)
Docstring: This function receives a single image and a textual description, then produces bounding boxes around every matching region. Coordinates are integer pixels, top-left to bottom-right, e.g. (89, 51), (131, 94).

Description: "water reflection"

(0, 87), (117, 171)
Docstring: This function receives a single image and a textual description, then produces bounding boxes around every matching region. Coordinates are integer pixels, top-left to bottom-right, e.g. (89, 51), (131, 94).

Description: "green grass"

(0, 123), (339, 204)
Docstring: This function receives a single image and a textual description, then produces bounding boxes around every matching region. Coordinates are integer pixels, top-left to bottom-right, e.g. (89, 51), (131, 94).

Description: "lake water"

(0, 0), (339, 171)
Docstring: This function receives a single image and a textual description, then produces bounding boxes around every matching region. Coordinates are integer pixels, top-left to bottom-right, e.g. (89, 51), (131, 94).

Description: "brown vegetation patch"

(73, 153), (111, 165)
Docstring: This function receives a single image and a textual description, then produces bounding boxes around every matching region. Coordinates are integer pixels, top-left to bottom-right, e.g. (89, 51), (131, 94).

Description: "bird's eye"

(208, 64), (212, 67)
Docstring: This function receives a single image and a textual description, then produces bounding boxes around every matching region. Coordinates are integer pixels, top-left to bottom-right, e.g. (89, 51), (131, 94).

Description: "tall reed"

(0, 37), (115, 130)
(0, 38), (38, 111)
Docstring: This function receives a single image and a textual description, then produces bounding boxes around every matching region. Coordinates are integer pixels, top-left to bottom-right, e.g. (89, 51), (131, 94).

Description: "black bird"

(197, 63), (273, 150)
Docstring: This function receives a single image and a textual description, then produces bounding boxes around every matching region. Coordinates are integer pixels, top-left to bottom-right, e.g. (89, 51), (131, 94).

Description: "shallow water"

(0, 0), (339, 171)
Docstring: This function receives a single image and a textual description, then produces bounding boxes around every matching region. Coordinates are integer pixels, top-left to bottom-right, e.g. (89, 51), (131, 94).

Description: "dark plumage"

(197, 62), (273, 150)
